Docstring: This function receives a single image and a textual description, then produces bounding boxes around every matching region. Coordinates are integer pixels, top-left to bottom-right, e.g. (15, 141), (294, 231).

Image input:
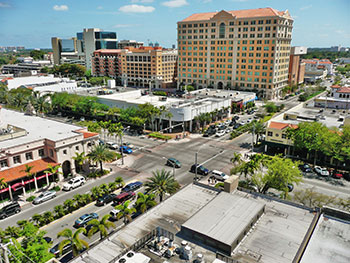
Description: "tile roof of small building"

(268, 121), (298, 130)
(336, 87), (350, 93)
(180, 7), (289, 22)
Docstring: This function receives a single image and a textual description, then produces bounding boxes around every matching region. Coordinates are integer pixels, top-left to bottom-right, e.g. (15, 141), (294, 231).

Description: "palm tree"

(57, 228), (89, 257)
(87, 214), (115, 240)
(249, 121), (266, 144)
(0, 178), (8, 205)
(115, 177), (125, 188)
(91, 186), (104, 200)
(63, 199), (75, 213)
(53, 205), (65, 219)
(72, 152), (87, 173)
(87, 144), (116, 174)
(115, 200), (136, 224)
(145, 169), (180, 202)
(31, 214), (43, 227)
(44, 164), (62, 185)
(21, 164), (34, 191)
(231, 152), (243, 167)
(135, 192), (157, 214)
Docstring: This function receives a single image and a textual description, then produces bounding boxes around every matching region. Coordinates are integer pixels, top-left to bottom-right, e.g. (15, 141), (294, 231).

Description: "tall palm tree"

(115, 200), (136, 224)
(231, 152), (243, 167)
(87, 144), (116, 174)
(0, 178), (8, 205)
(72, 152), (87, 173)
(21, 164), (34, 191)
(44, 164), (62, 184)
(145, 169), (180, 202)
(249, 121), (266, 144)
(57, 228), (89, 257)
(87, 214), (115, 240)
(135, 192), (157, 214)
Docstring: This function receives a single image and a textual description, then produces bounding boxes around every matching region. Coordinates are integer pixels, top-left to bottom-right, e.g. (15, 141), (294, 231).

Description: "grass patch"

(148, 132), (172, 140)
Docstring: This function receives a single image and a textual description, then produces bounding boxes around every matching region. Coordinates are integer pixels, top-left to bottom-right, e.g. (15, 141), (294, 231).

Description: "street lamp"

(194, 144), (207, 181)
(162, 157), (175, 178)
(179, 112), (185, 139)
(120, 126), (130, 165)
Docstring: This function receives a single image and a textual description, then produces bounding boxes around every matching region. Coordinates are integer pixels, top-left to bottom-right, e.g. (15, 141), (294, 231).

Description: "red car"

(332, 172), (343, 179)
(113, 192), (135, 205)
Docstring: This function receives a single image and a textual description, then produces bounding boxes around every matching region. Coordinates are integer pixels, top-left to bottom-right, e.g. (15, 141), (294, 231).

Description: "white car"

(314, 166), (330, 177)
(63, 176), (86, 191)
(33, 191), (56, 204)
(211, 170), (229, 181)
(106, 142), (118, 150)
(215, 130), (225, 137)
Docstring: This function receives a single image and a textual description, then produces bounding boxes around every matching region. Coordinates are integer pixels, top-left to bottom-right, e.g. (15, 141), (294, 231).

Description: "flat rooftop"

(300, 214), (350, 263)
(182, 191), (264, 247)
(0, 108), (83, 149)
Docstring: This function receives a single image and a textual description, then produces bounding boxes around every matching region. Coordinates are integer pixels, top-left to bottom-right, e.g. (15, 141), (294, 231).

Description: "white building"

(4, 75), (78, 94)
(302, 59), (334, 75)
(0, 107), (99, 200)
(315, 85), (350, 109)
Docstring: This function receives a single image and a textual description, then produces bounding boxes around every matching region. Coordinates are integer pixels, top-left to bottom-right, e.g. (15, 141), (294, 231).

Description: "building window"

(0, 159), (8, 168)
(63, 150), (67, 155)
(13, 155), (21, 164)
(25, 152), (33, 160)
(267, 131), (273, 136)
(219, 23), (225, 38)
(50, 149), (54, 157)
(282, 134), (287, 139)
(38, 149), (45, 157)
(76, 146), (79, 151)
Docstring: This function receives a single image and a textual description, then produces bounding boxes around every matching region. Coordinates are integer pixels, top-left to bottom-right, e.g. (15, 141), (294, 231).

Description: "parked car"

(113, 191), (136, 205)
(33, 191), (56, 204)
(120, 145), (133, 154)
(343, 173), (350, 181)
(229, 120), (236, 126)
(62, 176), (86, 191)
(299, 164), (312, 173)
(210, 170), (229, 181)
(314, 166), (330, 177)
(109, 209), (121, 221)
(96, 193), (117, 206)
(74, 213), (98, 228)
(121, 181), (143, 192)
(215, 130), (226, 137)
(203, 129), (216, 137)
(190, 164), (209, 175)
(332, 172), (343, 179)
(106, 142), (119, 150)
(233, 116), (239, 121)
(233, 123), (242, 129)
(287, 184), (294, 192)
(225, 128), (231, 133)
(166, 158), (181, 168)
(50, 242), (72, 257)
(0, 202), (21, 219)
(122, 142), (134, 149)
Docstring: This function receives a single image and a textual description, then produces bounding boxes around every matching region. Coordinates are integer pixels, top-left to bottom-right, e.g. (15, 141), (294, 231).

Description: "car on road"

(106, 142), (119, 150)
(110, 209), (121, 221)
(299, 164), (312, 173)
(203, 129), (216, 137)
(62, 176), (86, 191)
(122, 142), (135, 149)
(113, 191), (136, 205)
(166, 158), (181, 168)
(50, 242), (72, 257)
(314, 166), (330, 177)
(74, 213), (98, 228)
(33, 191), (56, 204)
(332, 172), (343, 179)
(210, 170), (229, 181)
(0, 202), (21, 219)
(190, 164), (209, 175)
(215, 130), (225, 137)
(120, 145), (133, 154)
(96, 193), (117, 206)
(121, 181), (143, 192)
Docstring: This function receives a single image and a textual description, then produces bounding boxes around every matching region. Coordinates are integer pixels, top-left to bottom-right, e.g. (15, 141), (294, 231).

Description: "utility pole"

(251, 124), (255, 152)
(194, 152), (198, 181)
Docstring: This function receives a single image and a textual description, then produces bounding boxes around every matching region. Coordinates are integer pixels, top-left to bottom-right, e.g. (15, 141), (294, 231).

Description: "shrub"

(215, 182), (224, 189)
(153, 91), (167, 96)
(50, 186), (60, 192)
(26, 196), (36, 202)
(148, 132), (172, 140)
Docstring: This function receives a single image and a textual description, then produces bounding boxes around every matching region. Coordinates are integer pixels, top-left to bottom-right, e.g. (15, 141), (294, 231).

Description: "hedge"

(148, 132), (172, 140)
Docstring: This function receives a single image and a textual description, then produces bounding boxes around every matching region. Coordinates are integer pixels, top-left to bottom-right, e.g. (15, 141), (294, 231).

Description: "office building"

(0, 108), (98, 200)
(288, 46), (307, 86)
(51, 37), (84, 65)
(117, 40), (144, 49)
(92, 46), (177, 89)
(177, 7), (293, 99)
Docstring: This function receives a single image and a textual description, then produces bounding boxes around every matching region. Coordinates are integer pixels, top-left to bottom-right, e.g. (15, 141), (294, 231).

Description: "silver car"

(33, 191), (56, 204)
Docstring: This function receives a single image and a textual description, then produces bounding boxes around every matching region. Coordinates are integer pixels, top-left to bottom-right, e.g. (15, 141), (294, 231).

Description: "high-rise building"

(51, 37), (83, 65)
(92, 46), (177, 89)
(81, 28), (117, 70)
(288, 46), (307, 86)
(177, 8), (293, 99)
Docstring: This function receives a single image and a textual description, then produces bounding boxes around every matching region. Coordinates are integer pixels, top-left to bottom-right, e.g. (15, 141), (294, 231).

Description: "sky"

(0, 0), (349, 49)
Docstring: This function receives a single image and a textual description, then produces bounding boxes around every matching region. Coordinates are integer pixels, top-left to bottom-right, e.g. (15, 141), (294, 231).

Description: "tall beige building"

(177, 7), (293, 99)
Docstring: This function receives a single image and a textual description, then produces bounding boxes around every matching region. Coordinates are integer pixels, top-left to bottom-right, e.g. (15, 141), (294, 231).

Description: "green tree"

(115, 176), (125, 188)
(73, 152), (87, 173)
(231, 152), (242, 167)
(91, 186), (104, 200)
(57, 228), (89, 257)
(30, 50), (45, 60)
(87, 214), (115, 240)
(0, 177), (8, 204)
(115, 200), (136, 224)
(4, 226), (21, 239)
(31, 214), (43, 227)
(21, 164), (35, 191)
(249, 121), (266, 144)
(135, 192), (157, 214)
(145, 169), (180, 202)
(264, 102), (278, 113)
(53, 205), (65, 219)
(63, 199), (75, 213)
(87, 144), (116, 173)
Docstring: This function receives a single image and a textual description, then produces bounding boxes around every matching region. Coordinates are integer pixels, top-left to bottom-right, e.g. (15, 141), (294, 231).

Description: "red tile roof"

(268, 121), (298, 130)
(75, 129), (99, 139)
(181, 7), (289, 22)
(331, 85), (341, 89)
(337, 87), (350, 93)
(0, 158), (59, 183)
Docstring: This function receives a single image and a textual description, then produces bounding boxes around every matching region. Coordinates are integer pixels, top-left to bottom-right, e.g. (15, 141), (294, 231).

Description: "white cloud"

(119, 4), (155, 13)
(300, 5), (312, 11)
(113, 24), (135, 28)
(0, 2), (10, 8)
(53, 5), (69, 11)
(162, 0), (189, 8)
(131, 0), (154, 3)
(97, 6), (103, 10)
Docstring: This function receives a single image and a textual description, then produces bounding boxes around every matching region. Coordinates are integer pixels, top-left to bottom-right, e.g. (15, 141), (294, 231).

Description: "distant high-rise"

(177, 7), (293, 99)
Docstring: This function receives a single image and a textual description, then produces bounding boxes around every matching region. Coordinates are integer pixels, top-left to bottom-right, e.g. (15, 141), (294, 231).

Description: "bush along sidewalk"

(25, 176), (125, 228)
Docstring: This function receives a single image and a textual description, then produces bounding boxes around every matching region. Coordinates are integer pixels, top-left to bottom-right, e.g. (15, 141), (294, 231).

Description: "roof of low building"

(336, 87), (350, 93)
(268, 121), (298, 130)
(180, 7), (290, 22)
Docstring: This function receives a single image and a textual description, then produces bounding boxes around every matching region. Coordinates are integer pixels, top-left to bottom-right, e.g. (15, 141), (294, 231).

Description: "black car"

(50, 242), (72, 257)
(96, 193), (117, 206)
(233, 123), (242, 129)
(299, 164), (312, 173)
(229, 120), (236, 126)
(121, 181), (143, 193)
(166, 158), (181, 168)
(0, 202), (21, 219)
(233, 116), (240, 121)
(190, 164), (209, 175)
(203, 129), (216, 137)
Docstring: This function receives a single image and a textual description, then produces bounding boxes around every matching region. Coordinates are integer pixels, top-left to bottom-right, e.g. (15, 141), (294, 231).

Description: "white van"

(62, 176), (86, 191)
(211, 170), (229, 181)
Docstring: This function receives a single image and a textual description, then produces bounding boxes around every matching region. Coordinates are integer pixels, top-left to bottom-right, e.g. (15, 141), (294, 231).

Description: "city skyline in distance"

(0, 0), (349, 49)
